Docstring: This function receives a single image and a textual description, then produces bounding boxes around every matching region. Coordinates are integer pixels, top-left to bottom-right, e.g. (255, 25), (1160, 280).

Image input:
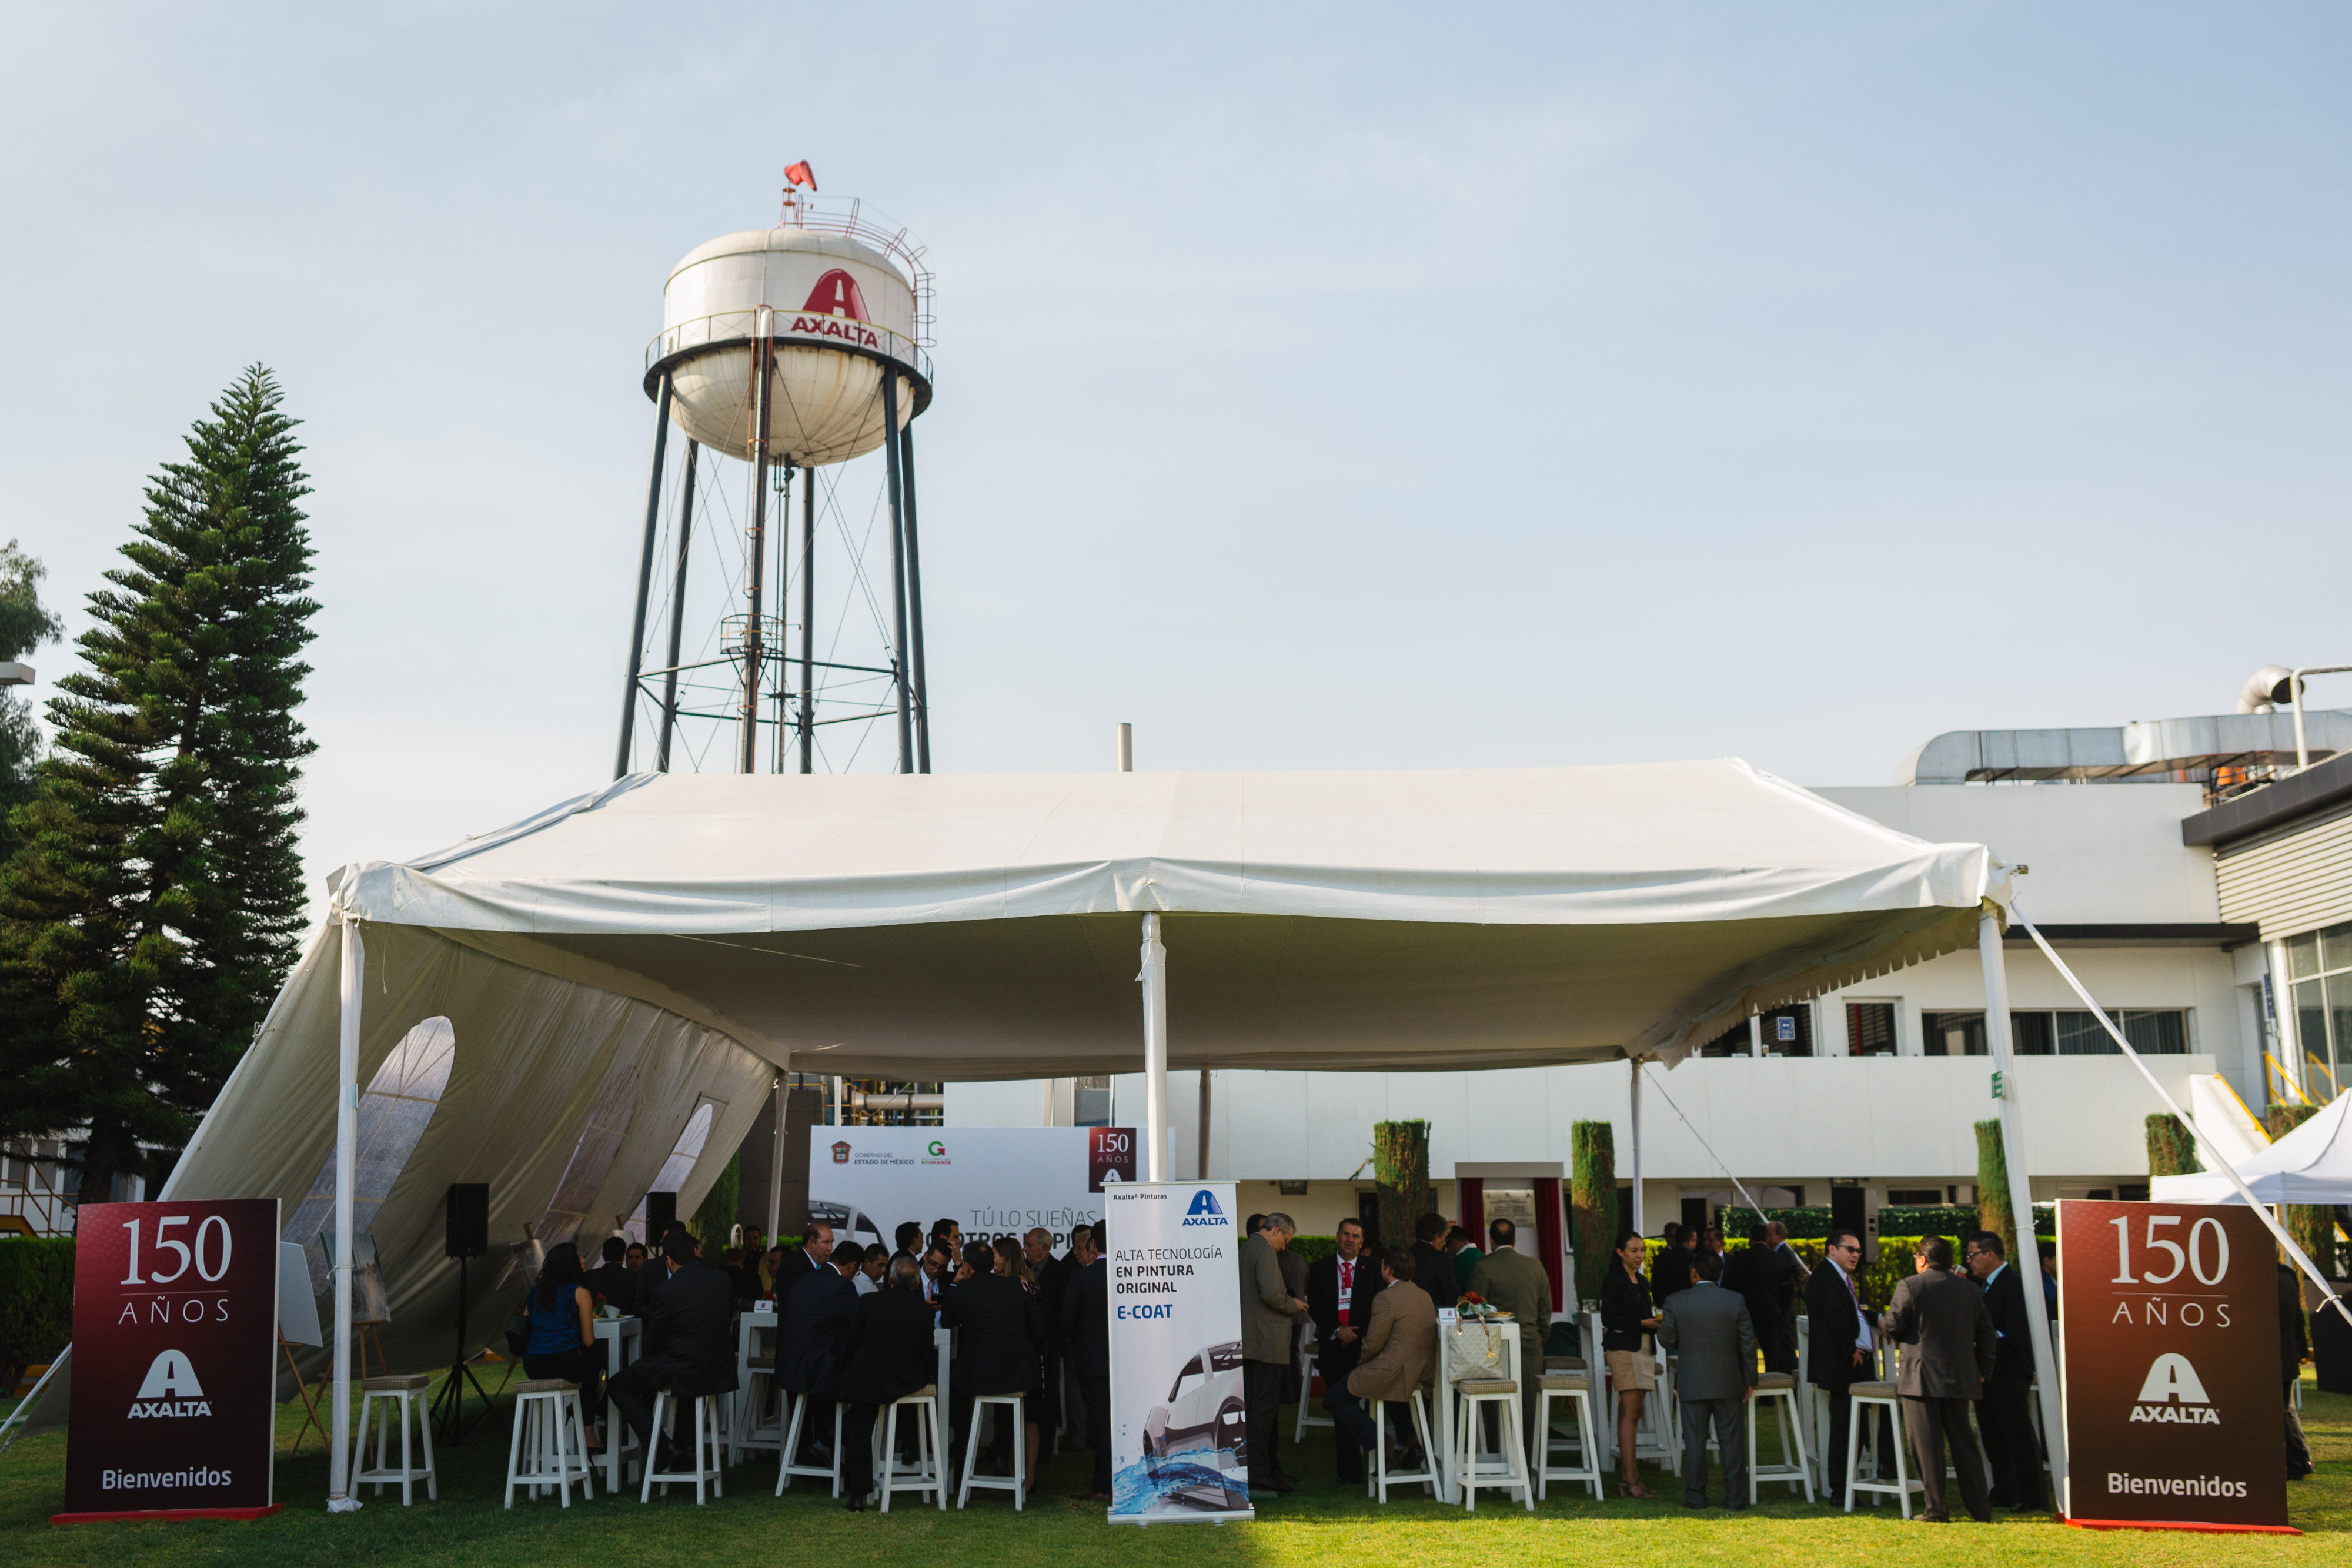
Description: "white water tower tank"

(649, 219), (931, 467)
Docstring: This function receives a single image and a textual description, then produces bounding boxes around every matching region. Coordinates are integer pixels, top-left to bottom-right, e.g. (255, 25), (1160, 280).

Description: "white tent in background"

(99, 758), (2062, 1508)
(2154, 1090), (2352, 1206)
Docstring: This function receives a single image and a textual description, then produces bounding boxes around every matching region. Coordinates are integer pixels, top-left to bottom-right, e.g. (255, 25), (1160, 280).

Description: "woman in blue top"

(523, 1241), (604, 1450)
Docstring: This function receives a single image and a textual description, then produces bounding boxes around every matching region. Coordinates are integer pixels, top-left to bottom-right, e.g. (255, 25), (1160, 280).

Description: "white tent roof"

(2153, 1091), (2352, 1206)
(160, 760), (1990, 1370)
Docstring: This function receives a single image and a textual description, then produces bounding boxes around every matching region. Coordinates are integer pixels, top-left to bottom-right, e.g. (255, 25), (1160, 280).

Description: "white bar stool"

(1294, 1325), (1331, 1440)
(640, 1390), (726, 1504)
(775, 1395), (844, 1495)
(1454, 1377), (1532, 1512)
(1843, 1380), (1923, 1517)
(1534, 1371), (1602, 1502)
(503, 1378), (592, 1507)
(1364, 1389), (1438, 1503)
(957, 1392), (1026, 1509)
(878, 1385), (945, 1511)
(1747, 1370), (1814, 1502)
(734, 1352), (783, 1466)
(353, 1373), (437, 1505)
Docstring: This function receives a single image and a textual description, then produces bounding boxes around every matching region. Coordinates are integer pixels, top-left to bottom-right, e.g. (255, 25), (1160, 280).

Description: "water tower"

(612, 169), (936, 777)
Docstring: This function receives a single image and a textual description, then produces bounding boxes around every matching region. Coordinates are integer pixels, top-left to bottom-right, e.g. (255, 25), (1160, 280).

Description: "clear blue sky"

(2, 5), (2347, 900)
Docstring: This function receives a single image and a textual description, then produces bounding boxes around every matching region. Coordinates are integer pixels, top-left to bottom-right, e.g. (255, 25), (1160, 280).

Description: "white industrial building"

(948, 706), (2352, 1246)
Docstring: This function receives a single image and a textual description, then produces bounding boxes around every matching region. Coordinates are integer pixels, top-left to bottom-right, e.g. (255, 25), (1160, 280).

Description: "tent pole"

(1140, 912), (1169, 1182)
(1628, 1056), (1644, 1238)
(765, 1075), (785, 1243)
(1197, 1068), (1212, 1180)
(1977, 905), (2067, 1501)
(328, 914), (365, 1513)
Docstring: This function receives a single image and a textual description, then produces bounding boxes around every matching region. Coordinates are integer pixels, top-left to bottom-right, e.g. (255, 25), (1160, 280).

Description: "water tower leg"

(881, 374), (914, 774)
(799, 460), (815, 774)
(740, 340), (773, 774)
(656, 440), (698, 773)
(614, 372), (673, 780)
(900, 416), (930, 773)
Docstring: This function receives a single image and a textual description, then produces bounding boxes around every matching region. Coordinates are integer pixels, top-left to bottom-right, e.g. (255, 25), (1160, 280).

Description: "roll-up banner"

(1103, 1181), (1252, 1524)
(2057, 1199), (2291, 1532)
(55, 1199), (281, 1523)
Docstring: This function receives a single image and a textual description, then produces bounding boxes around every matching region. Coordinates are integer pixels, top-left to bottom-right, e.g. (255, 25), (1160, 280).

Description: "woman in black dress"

(1599, 1229), (1662, 1499)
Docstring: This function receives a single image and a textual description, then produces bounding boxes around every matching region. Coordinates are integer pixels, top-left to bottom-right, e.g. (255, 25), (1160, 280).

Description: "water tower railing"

(645, 310), (932, 383)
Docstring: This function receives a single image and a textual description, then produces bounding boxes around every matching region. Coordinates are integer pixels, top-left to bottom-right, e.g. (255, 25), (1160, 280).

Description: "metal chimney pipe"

(1116, 722), (1133, 773)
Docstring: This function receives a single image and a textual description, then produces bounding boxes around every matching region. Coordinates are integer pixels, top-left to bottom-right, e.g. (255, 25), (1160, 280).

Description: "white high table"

(1428, 1319), (1522, 1505)
(593, 1313), (643, 1494)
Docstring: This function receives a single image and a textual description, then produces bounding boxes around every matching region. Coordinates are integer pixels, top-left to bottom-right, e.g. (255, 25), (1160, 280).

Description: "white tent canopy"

(2153, 1090), (2352, 1206)
(133, 758), (2029, 1504)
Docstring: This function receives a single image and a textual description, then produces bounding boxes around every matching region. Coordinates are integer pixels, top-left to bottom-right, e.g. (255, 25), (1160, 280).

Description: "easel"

(280, 1336), (330, 1455)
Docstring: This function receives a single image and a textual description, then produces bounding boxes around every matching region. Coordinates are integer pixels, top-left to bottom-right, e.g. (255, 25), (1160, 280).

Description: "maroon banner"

(2057, 1199), (2288, 1530)
(1088, 1126), (1138, 1192)
(58, 1199), (280, 1522)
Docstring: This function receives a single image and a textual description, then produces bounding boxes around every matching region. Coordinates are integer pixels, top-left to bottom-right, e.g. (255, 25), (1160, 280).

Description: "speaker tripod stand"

(429, 1253), (493, 1444)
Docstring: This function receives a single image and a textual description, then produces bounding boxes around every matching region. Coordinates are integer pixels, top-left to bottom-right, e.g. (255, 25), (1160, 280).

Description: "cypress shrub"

(1571, 1120), (1616, 1309)
(2146, 1113), (2200, 1177)
(1975, 1120), (2016, 1261)
(1371, 1120), (1431, 1253)
(0, 1238), (74, 1394)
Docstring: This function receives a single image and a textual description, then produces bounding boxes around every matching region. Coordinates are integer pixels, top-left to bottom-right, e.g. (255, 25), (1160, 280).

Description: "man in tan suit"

(1328, 1247), (1437, 1472)
(1465, 1217), (1553, 1462)
(1240, 1211), (1308, 1495)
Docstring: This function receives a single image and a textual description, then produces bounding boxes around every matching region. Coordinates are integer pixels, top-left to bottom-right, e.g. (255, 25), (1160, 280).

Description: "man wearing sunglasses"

(1805, 1229), (1882, 1506)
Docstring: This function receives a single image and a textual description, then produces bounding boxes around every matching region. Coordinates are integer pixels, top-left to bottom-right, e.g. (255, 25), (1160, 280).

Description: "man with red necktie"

(1307, 1218), (1386, 1481)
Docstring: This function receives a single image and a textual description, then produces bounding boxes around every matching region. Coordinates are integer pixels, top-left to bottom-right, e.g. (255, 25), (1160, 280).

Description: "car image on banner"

(1141, 1340), (1248, 1508)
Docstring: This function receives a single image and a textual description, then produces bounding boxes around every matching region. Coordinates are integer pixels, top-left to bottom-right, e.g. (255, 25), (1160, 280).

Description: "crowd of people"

(533, 1212), (1120, 1510)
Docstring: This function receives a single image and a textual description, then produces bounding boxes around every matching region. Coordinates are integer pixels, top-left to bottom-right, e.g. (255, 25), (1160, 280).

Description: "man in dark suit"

(780, 1232), (861, 1466)
(1652, 1222), (1697, 1304)
(941, 1239), (1043, 1481)
(1026, 1226), (1071, 1456)
(838, 1255), (938, 1510)
(1722, 1225), (1777, 1373)
(1658, 1249), (1756, 1509)
(1058, 1223), (1112, 1499)
(773, 1218), (834, 1304)
(1805, 1228), (1880, 1505)
(1883, 1235), (1996, 1523)
(584, 1235), (636, 1315)
(891, 1221), (923, 1266)
(1307, 1218), (1384, 1480)
(606, 1230), (738, 1468)
(1410, 1212), (1455, 1313)
(1965, 1231), (2042, 1510)
(2280, 1261), (2313, 1480)
(1764, 1222), (1803, 1373)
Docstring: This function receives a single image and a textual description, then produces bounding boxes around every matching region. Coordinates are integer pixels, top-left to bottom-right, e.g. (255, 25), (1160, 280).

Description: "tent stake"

(1976, 904), (2067, 1500)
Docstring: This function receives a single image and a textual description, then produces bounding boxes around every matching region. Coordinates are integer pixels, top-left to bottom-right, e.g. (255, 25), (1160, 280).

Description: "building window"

(1073, 1075), (1112, 1128)
(1759, 1005), (1812, 1057)
(1919, 1009), (2187, 1058)
(1846, 1002), (1899, 1057)
(2288, 922), (2352, 1102)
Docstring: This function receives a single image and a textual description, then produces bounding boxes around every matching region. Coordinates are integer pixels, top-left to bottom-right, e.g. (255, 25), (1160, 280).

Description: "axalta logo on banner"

(1181, 1191), (1230, 1228)
(2131, 1352), (2220, 1425)
(127, 1349), (211, 1419)
(787, 268), (883, 350)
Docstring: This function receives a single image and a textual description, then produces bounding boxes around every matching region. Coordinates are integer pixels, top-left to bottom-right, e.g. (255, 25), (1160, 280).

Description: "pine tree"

(0, 540), (65, 853)
(0, 366), (318, 1203)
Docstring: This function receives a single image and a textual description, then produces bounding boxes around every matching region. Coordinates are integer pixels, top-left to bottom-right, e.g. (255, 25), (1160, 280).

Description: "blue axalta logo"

(1181, 1190), (1228, 1227)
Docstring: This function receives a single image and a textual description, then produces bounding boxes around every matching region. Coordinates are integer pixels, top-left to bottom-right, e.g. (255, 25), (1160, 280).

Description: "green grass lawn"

(5, 1372), (2351, 1566)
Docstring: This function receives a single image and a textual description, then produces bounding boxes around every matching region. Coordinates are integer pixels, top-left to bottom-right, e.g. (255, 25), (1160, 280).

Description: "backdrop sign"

(1103, 1181), (1252, 1524)
(2056, 1199), (2288, 1530)
(809, 1126), (1135, 1252)
(57, 1199), (280, 1522)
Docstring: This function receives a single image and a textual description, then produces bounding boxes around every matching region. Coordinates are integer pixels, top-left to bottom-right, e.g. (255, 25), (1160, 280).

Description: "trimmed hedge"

(1, 1238), (75, 1393)
(1722, 1204), (2056, 1245)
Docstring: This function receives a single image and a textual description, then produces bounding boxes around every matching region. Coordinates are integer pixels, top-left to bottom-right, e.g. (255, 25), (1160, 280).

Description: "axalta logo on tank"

(786, 268), (883, 350)
(126, 1350), (211, 1419)
(2130, 1352), (2220, 1425)
(1181, 1191), (1230, 1228)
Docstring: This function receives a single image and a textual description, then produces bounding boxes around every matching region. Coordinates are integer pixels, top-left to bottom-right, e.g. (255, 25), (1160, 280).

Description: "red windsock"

(784, 161), (818, 191)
